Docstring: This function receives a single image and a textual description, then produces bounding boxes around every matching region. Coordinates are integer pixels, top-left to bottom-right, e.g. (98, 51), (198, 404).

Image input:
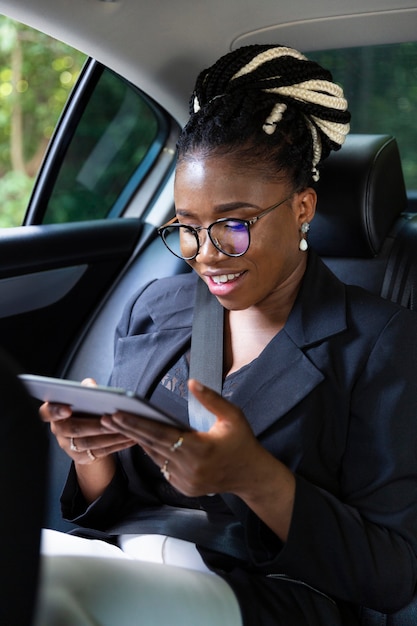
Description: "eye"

(223, 220), (247, 232)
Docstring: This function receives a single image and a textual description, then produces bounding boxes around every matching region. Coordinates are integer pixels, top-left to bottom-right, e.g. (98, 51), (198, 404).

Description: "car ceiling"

(0, 0), (416, 124)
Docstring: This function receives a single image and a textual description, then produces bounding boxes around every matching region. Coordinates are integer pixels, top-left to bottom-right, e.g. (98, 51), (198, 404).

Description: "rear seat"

(312, 133), (417, 310)
(45, 134), (417, 623)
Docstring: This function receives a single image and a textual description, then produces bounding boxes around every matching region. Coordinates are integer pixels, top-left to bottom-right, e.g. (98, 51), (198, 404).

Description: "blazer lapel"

(234, 331), (325, 437)
(229, 253), (347, 437)
(111, 329), (192, 397)
(110, 274), (196, 396)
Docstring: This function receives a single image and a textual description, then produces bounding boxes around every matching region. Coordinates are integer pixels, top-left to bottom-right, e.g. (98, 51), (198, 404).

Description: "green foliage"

(0, 170), (34, 227)
(0, 16), (86, 225)
(312, 43), (417, 189)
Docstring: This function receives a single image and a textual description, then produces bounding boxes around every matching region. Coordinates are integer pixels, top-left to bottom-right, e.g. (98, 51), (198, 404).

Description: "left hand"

(101, 378), (265, 498)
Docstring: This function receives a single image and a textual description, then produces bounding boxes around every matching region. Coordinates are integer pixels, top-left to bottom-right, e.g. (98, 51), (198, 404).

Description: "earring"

(299, 222), (310, 251)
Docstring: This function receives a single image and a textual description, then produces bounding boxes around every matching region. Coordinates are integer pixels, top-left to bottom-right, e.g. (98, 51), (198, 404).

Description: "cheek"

(251, 221), (297, 265)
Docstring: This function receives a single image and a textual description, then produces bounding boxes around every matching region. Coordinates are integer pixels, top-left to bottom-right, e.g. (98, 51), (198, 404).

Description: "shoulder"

(298, 252), (417, 345)
(133, 271), (197, 311)
(119, 271), (198, 336)
(342, 273), (417, 334)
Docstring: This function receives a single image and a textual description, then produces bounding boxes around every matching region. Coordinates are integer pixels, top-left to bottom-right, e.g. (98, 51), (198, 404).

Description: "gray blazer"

(63, 252), (417, 624)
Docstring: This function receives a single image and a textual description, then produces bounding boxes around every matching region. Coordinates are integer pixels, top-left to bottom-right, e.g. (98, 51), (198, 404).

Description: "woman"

(38, 45), (417, 625)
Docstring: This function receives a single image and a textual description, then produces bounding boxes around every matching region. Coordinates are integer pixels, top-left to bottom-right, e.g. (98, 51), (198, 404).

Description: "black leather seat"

(312, 134), (417, 310)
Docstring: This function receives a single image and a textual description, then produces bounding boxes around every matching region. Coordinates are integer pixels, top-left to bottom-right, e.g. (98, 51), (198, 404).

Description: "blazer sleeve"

(242, 307), (417, 613)
(60, 275), (194, 526)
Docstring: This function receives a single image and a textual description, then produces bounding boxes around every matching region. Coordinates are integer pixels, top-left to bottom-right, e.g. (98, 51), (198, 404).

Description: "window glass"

(42, 67), (166, 223)
(0, 16), (86, 226)
(311, 43), (417, 190)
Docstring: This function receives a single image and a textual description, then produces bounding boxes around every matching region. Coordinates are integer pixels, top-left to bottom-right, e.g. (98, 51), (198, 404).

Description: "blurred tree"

(0, 16), (86, 226)
(312, 43), (417, 189)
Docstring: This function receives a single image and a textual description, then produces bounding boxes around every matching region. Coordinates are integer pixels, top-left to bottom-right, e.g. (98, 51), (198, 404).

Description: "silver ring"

(86, 449), (96, 461)
(170, 435), (184, 452)
(160, 459), (170, 481)
(70, 437), (79, 452)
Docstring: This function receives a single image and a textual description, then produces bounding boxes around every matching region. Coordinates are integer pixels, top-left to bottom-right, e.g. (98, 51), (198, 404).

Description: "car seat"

(311, 134), (417, 310)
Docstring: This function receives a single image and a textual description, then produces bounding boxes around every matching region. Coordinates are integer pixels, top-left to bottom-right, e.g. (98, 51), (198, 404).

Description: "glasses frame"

(157, 195), (292, 260)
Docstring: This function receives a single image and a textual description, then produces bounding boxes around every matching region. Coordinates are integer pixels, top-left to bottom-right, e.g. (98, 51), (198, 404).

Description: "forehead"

(174, 154), (285, 202)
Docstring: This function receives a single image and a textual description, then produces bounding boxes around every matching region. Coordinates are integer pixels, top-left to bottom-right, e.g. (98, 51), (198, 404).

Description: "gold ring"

(170, 435), (184, 452)
(70, 437), (79, 452)
(160, 459), (170, 481)
(86, 449), (96, 461)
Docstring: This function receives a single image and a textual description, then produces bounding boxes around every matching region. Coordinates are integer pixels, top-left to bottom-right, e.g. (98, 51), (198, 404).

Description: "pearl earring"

(299, 222), (310, 251)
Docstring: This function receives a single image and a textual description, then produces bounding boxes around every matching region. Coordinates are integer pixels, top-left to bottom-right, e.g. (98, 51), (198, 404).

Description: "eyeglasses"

(157, 196), (291, 260)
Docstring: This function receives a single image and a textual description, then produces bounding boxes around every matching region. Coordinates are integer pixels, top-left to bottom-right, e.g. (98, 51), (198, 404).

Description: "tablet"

(19, 374), (187, 428)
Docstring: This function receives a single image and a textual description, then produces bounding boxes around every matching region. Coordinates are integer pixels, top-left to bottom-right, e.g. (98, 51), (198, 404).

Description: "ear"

(295, 187), (316, 225)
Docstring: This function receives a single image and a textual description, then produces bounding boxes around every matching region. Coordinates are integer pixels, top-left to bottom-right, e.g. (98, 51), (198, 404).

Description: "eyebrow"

(176, 201), (263, 218)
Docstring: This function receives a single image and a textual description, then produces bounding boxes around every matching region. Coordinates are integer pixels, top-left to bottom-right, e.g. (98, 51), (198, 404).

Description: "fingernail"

(57, 406), (71, 418)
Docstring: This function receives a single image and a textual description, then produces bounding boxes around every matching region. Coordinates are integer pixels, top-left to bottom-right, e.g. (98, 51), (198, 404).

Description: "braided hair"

(177, 44), (351, 188)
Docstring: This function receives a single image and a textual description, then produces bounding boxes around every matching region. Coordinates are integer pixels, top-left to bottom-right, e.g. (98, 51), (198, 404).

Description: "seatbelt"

(188, 278), (224, 431)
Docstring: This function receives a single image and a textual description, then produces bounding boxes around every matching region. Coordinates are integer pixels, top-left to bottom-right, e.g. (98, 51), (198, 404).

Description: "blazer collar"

(230, 253), (348, 436)
(285, 250), (347, 348)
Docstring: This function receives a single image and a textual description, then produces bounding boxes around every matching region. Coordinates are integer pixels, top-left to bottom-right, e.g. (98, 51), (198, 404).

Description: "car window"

(0, 16), (86, 227)
(39, 65), (169, 223)
(311, 42), (417, 191)
(0, 16), (174, 227)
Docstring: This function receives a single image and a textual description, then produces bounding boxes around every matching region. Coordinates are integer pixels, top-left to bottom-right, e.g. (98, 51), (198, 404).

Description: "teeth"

(212, 273), (241, 284)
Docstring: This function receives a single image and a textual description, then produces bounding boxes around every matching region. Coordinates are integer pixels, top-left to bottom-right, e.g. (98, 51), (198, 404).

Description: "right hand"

(39, 378), (135, 466)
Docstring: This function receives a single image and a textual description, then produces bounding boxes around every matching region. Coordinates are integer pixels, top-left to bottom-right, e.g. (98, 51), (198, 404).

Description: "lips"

(211, 272), (243, 284)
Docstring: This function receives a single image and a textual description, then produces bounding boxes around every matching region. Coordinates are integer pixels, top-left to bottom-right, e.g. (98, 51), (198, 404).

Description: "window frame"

(23, 58), (174, 225)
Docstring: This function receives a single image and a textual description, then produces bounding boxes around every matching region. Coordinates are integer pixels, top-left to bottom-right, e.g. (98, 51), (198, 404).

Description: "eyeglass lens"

(161, 220), (250, 259)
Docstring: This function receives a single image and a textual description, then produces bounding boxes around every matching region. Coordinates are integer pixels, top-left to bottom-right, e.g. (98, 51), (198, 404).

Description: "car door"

(0, 58), (179, 377)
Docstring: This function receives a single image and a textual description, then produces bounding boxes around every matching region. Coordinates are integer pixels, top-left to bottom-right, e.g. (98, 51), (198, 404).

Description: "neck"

(223, 257), (306, 376)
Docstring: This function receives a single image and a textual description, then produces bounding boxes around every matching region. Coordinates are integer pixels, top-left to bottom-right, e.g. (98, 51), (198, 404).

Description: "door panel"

(0, 219), (142, 374)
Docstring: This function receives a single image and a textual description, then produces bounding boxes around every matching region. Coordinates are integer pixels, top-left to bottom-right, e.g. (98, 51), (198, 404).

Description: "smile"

(211, 272), (243, 284)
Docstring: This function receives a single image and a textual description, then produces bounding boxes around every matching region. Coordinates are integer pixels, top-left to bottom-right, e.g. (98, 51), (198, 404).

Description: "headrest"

(310, 134), (407, 258)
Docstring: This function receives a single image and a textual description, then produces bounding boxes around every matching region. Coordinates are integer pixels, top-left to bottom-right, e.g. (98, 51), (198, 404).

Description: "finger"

(102, 412), (185, 446)
(81, 378), (97, 387)
(71, 439), (136, 464)
(51, 415), (115, 438)
(39, 401), (72, 422)
(188, 379), (243, 427)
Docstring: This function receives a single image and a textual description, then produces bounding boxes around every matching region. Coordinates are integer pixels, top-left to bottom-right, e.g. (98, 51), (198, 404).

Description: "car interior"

(0, 0), (416, 624)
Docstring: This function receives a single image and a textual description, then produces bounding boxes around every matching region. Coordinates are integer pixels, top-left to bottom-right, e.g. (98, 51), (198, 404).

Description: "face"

(173, 154), (316, 312)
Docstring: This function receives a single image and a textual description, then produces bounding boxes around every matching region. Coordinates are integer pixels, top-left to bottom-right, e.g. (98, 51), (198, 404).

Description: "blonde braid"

(231, 46), (307, 80)
(230, 46), (350, 181)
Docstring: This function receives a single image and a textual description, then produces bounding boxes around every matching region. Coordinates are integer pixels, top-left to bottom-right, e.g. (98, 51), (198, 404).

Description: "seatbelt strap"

(188, 278), (224, 431)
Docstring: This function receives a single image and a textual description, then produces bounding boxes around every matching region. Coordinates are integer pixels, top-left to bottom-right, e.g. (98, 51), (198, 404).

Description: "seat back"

(311, 134), (417, 311)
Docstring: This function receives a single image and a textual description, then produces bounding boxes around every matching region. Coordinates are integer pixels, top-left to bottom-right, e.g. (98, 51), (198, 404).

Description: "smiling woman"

(36, 44), (417, 626)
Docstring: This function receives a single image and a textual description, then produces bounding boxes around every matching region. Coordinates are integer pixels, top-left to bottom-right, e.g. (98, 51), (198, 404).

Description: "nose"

(195, 228), (222, 262)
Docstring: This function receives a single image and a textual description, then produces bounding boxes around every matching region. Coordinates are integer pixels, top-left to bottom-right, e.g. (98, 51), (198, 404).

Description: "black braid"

(178, 44), (351, 188)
